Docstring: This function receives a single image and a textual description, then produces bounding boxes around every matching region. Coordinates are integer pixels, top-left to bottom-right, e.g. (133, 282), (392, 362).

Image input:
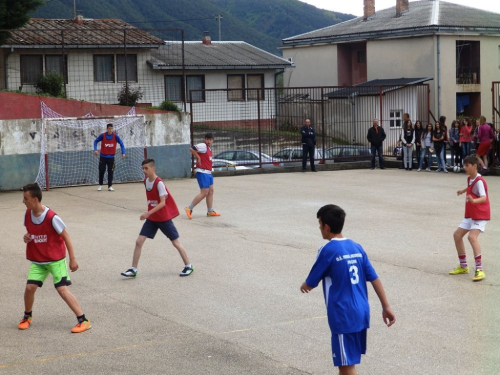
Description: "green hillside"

(31, 0), (354, 54)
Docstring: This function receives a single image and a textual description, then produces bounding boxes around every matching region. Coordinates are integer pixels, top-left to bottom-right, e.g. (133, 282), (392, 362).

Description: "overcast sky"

(300, 0), (500, 16)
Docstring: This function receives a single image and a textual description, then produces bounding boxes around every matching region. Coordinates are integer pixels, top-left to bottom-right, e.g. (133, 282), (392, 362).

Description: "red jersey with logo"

(100, 132), (117, 156)
(195, 143), (213, 171)
(464, 176), (490, 220)
(25, 209), (66, 262)
(144, 177), (180, 222)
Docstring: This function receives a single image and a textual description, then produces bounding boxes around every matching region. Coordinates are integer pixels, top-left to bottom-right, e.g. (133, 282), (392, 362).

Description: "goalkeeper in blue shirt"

(300, 204), (396, 375)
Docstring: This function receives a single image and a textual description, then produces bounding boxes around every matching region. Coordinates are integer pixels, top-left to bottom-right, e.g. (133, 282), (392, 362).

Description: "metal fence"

(1, 27), (186, 109)
(189, 85), (430, 165)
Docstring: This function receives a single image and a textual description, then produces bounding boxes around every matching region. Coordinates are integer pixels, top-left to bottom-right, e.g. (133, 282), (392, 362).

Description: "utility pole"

(73, 0), (77, 19)
(214, 14), (223, 41)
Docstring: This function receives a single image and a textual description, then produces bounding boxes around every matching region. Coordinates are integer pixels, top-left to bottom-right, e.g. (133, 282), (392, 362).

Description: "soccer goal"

(35, 115), (147, 190)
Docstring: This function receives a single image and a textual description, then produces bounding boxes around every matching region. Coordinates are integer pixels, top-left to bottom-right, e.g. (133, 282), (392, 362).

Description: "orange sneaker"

(185, 207), (192, 219)
(206, 211), (221, 217)
(71, 320), (91, 333)
(18, 316), (32, 330)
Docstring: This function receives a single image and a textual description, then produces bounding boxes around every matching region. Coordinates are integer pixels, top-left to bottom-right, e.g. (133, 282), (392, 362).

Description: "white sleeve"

(157, 181), (168, 197)
(194, 143), (207, 154)
(52, 215), (67, 234)
(474, 180), (486, 197)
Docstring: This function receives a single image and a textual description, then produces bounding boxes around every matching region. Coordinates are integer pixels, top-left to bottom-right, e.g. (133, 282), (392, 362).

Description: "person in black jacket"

(367, 119), (386, 169)
(300, 119), (317, 172)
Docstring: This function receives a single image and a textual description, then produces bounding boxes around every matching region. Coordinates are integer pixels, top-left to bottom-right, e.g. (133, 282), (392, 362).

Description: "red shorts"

(476, 141), (491, 156)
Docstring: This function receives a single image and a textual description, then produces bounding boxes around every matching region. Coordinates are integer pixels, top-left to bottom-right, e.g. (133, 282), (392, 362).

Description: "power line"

(125, 17), (215, 24)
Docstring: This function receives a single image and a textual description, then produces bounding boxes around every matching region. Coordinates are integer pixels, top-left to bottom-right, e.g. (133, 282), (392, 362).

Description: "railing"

(456, 67), (480, 84)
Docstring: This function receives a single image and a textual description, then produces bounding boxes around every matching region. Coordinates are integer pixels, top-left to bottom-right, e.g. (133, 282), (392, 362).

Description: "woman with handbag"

(449, 120), (461, 167)
(432, 121), (448, 173)
(418, 123), (434, 172)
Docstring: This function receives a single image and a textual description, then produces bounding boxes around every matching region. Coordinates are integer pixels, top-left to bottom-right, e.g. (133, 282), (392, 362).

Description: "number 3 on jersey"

(349, 265), (360, 284)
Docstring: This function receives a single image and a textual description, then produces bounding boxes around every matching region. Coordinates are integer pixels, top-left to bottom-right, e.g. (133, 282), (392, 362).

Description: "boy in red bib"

(121, 159), (193, 278)
(19, 183), (91, 333)
(449, 155), (490, 281)
(93, 123), (126, 191)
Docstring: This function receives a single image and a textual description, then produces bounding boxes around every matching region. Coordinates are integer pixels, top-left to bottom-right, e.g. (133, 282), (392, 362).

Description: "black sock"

(24, 311), (32, 317)
(77, 314), (87, 323)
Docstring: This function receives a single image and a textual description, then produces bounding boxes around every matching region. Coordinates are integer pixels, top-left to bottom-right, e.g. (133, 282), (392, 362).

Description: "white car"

(211, 159), (251, 171)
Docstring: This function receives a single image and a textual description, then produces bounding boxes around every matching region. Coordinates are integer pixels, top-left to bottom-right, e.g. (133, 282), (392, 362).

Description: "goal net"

(35, 109), (147, 189)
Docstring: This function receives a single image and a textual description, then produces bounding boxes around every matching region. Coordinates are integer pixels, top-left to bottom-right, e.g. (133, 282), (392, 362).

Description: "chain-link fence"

(1, 26), (186, 109)
(189, 85), (430, 165)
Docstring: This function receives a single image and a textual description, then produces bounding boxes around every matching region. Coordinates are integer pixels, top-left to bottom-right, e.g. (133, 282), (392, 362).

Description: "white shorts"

(458, 218), (487, 232)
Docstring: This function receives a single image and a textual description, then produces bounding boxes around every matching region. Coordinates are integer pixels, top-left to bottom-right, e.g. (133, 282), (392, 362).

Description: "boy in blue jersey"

(301, 205), (395, 375)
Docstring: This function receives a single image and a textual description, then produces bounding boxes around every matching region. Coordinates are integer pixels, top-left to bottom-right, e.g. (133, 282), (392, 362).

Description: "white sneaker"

(417, 168), (421, 172)
(108, 186), (114, 191)
(97, 185), (102, 191)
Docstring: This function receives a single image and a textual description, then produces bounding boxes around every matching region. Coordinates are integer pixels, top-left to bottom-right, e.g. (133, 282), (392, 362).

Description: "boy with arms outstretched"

(301, 204), (395, 375)
(449, 155), (490, 281)
(185, 133), (220, 219)
(121, 159), (193, 278)
(19, 183), (91, 333)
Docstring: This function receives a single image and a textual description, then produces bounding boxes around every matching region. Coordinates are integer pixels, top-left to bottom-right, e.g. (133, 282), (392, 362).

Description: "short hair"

(142, 158), (155, 166)
(317, 205), (346, 234)
(204, 133), (214, 140)
(403, 113), (410, 119)
(463, 155), (479, 166)
(106, 123), (114, 128)
(23, 183), (42, 202)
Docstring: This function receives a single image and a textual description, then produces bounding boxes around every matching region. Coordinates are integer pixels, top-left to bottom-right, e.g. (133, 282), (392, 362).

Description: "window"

(456, 41), (480, 84)
(357, 51), (366, 64)
(94, 55), (114, 82)
(164, 75), (205, 102)
(227, 75), (245, 101)
(389, 110), (403, 128)
(247, 74), (264, 100)
(186, 75), (205, 102)
(45, 55), (68, 83)
(116, 54), (137, 82)
(216, 151), (235, 160)
(165, 76), (183, 102)
(20, 55), (43, 84)
(291, 150), (302, 159)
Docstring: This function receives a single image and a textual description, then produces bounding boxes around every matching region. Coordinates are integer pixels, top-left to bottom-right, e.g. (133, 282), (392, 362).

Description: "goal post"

(35, 115), (147, 190)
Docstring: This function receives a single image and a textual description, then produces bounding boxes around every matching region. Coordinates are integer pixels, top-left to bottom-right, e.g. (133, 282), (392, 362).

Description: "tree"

(0, 0), (44, 45)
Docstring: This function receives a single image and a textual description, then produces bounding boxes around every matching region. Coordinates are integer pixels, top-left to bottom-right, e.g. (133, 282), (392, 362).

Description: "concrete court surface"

(0, 168), (499, 375)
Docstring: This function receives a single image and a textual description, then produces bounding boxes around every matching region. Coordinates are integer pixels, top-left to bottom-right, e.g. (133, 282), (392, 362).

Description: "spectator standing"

(433, 121), (448, 173)
(367, 119), (386, 170)
(476, 116), (494, 170)
(414, 121), (424, 163)
(459, 118), (473, 159)
(401, 120), (415, 170)
(449, 120), (462, 167)
(300, 119), (317, 172)
(418, 123), (434, 172)
(439, 116), (449, 167)
(399, 113), (410, 169)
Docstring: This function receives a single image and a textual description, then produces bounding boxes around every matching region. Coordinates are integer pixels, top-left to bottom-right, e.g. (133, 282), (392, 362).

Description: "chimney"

(363, 0), (375, 21)
(74, 14), (84, 25)
(202, 31), (211, 45)
(396, 0), (409, 16)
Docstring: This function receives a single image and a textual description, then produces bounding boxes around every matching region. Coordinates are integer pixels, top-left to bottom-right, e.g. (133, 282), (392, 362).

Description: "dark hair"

(204, 133), (214, 140)
(415, 120), (422, 128)
(452, 120), (459, 127)
(439, 116), (446, 124)
(142, 158), (155, 166)
(317, 205), (345, 234)
(405, 120), (413, 130)
(463, 155), (479, 166)
(106, 123), (114, 128)
(23, 183), (42, 202)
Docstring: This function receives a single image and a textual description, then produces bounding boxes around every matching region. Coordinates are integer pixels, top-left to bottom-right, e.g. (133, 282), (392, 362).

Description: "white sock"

(131, 267), (137, 272)
(185, 264), (192, 268)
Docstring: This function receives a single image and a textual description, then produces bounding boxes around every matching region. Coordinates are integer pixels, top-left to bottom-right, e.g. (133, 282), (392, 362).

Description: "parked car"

(324, 146), (372, 163)
(211, 159), (250, 171)
(272, 147), (324, 167)
(213, 150), (274, 168)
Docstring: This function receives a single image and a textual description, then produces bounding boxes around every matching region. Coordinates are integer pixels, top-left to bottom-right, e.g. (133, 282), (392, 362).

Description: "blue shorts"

(139, 219), (179, 241)
(331, 329), (367, 367)
(196, 172), (213, 189)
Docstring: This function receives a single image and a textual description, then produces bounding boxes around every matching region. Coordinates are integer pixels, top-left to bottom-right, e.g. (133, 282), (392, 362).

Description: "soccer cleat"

(97, 185), (102, 191)
(206, 211), (221, 217)
(18, 316), (32, 330)
(108, 186), (114, 191)
(180, 266), (194, 277)
(71, 320), (91, 333)
(185, 207), (192, 219)
(472, 269), (485, 282)
(121, 268), (137, 278)
(449, 265), (469, 275)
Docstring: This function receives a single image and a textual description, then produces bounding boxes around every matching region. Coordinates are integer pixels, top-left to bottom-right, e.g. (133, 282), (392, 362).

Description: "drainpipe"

(437, 34), (441, 116)
(275, 68), (284, 128)
(4, 49), (11, 90)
